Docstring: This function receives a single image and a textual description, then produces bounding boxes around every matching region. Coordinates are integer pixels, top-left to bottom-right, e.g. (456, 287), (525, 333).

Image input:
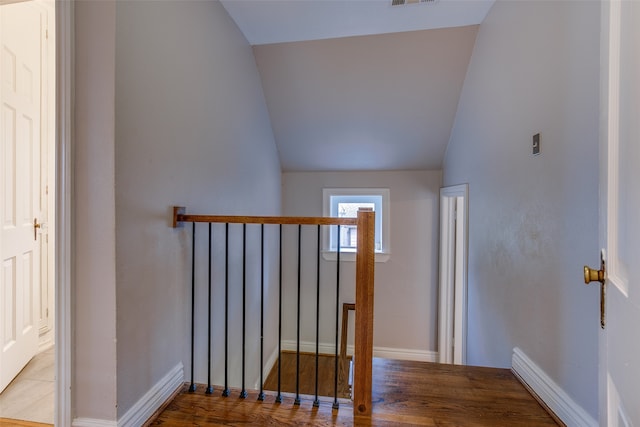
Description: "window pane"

(340, 225), (358, 249)
(324, 188), (388, 255)
(337, 202), (374, 218)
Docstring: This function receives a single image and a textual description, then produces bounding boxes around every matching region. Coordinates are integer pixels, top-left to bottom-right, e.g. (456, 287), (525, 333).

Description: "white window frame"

(322, 188), (390, 263)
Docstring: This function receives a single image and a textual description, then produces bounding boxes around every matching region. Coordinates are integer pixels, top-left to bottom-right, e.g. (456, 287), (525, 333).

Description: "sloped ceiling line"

(221, 0), (491, 171)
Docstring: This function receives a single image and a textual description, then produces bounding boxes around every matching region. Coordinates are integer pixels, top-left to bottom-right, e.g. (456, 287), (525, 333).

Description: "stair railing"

(171, 206), (375, 416)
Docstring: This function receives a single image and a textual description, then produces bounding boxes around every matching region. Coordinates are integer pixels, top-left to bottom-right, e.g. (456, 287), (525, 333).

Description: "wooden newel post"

(354, 208), (375, 416)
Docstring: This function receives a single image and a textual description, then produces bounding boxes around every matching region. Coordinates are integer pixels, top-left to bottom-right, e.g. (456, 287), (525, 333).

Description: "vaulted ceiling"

(220, 0), (493, 171)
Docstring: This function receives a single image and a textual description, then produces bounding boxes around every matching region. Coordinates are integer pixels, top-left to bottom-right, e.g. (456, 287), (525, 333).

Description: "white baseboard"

(256, 346), (280, 389)
(281, 339), (438, 362)
(118, 363), (184, 427)
(73, 363), (185, 427)
(38, 337), (54, 353)
(512, 347), (597, 427)
(72, 419), (117, 427)
(281, 339), (336, 355)
(373, 346), (438, 362)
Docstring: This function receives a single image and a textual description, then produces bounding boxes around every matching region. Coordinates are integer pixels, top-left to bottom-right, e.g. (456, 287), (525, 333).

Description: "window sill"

(322, 251), (390, 263)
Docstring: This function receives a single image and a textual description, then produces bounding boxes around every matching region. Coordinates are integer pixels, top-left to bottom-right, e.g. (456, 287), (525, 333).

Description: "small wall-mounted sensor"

(533, 133), (540, 155)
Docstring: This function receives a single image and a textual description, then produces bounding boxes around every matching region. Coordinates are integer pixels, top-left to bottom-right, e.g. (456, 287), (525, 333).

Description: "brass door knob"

(584, 265), (604, 284)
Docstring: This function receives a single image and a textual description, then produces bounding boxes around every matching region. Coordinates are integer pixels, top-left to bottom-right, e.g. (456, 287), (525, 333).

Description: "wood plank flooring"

(149, 358), (559, 426)
(0, 419), (52, 427)
(263, 351), (351, 399)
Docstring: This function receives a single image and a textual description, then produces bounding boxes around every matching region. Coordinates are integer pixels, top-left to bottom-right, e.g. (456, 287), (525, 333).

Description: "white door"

(438, 184), (468, 365)
(0, 1), (42, 393)
(595, 0), (640, 425)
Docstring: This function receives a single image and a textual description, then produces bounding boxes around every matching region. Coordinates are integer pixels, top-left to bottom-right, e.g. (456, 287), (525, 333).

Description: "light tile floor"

(0, 348), (54, 424)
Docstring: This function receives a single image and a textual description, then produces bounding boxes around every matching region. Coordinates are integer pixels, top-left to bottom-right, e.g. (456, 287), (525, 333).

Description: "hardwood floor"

(263, 351), (351, 399)
(0, 419), (52, 427)
(149, 358), (559, 426)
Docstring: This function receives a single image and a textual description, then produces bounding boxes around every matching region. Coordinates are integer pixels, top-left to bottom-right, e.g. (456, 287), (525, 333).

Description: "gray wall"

(74, 0), (118, 420)
(252, 26), (478, 171)
(282, 170), (441, 357)
(443, 0), (600, 417)
(114, 0), (281, 418)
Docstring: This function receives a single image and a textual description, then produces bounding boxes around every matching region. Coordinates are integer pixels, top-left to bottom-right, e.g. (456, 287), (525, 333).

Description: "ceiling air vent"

(391, 0), (438, 6)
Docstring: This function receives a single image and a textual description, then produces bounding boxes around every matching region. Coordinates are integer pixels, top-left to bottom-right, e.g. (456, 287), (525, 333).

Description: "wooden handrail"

(172, 206), (357, 227)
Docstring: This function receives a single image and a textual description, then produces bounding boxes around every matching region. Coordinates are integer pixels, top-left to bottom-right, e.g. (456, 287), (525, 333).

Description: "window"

(322, 188), (390, 262)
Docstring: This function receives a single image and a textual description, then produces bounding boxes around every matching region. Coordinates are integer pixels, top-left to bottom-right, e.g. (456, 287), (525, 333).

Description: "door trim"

(55, 1), (72, 425)
(438, 183), (468, 365)
(602, 0), (628, 298)
(38, 0), (55, 352)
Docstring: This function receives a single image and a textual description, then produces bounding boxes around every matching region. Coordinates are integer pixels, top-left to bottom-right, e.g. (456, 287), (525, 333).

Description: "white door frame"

(38, 0), (55, 352)
(438, 184), (468, 365)
(54, 1), (72, 425)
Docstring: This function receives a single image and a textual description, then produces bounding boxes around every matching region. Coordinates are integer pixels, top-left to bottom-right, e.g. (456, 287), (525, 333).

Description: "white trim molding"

(512, 348), (597, 427)
(438, 184), (468, 365)
(281, 340), (437, 363)
(72, 363), (184, 427)
(321, 187), (391, 263)
(118, 363), (184, 427)
(55, 1), (74, 426)
(72, 419), (117, 427)
(372, 346), (438, 363)
(282, 339), (337, 355)
(257, 346), (281, 390)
